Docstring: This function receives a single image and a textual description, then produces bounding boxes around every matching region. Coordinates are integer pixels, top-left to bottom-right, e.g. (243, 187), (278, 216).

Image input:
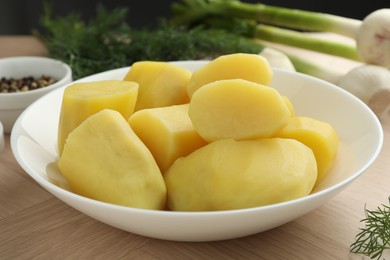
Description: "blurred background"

(0, 0), (389, 35)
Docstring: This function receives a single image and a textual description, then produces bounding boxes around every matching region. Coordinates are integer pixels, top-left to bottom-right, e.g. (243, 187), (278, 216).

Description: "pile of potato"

(57, 53), (339, 211)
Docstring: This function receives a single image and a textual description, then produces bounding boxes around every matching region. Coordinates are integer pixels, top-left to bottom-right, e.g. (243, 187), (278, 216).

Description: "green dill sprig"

(38, 3), (133, 79)
(36, 3), (262, 80)
(350, 197), (390, 259)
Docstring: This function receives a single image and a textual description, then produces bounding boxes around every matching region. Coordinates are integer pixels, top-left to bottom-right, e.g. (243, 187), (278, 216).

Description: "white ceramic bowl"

(10, 61), (383, 242)
(0, 56), (72, 133)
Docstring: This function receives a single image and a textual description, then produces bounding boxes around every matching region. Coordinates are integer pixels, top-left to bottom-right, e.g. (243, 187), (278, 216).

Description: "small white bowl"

(0, 56), (72, 133)
(10, 61), (383, 242)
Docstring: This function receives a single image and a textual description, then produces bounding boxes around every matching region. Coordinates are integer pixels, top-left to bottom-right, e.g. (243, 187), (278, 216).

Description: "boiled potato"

(188, 79), (290, 142)
(123, 61), (191, 111)
(128, 104), (208, 173)
(55, 53), (340, 213)
(276, 116), (339, 183)
(58, 109), (166, 210)
(187, 53), (272, 97)
(58, 80), (138, 155)
(164, 138), (317, 211)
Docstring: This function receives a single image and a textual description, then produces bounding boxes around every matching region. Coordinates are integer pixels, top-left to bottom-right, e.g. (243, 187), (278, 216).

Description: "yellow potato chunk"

(187, 53), (272, 97)
(123, 61), (191, 111)
(129, 104), (208, 173)
(58, 80), (138, 155)
(58, 109), (166, 210)
(276, 116), (339, 183)
(164, 138), (317, 211)
(188, 79), (290, 142)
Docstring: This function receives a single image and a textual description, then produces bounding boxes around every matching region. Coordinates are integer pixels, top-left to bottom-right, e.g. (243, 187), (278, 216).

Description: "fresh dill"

(36, 3), (262, 79)
(350, 197), (390, 259)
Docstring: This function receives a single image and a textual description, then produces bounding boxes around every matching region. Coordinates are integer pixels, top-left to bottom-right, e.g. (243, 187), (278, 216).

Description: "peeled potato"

(276, 116), (339, 183)
(164, 138), (317, 211)
(128, 104), (208, 173)
(58, 109), (166, 210)
(123, 61), (191, 111)
(187, 53), (272, 97)
(57, 80), (139, 155)
(188, 79), (290, 142)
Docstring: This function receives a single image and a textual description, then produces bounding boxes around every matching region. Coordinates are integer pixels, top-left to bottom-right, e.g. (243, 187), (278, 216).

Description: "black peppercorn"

(0, 75), (57, 93)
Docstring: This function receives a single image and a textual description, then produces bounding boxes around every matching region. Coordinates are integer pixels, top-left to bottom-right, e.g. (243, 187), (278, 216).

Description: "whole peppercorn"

(0, 75), (57, 93)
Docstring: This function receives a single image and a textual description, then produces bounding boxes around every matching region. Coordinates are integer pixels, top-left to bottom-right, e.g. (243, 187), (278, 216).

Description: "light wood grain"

(0, 36), (389, 260)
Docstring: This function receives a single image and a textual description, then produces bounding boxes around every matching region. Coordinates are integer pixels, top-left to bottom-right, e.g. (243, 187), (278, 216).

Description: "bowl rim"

(0, 56), (72, 97)
(10, 63), (385, 216)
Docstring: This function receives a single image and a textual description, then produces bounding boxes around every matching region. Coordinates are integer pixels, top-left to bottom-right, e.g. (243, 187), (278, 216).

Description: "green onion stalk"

(200, 16), (360, 61)
(171, 0), (361, 38)
(171, 0), (390, 68)
(254, 24), (359, 61)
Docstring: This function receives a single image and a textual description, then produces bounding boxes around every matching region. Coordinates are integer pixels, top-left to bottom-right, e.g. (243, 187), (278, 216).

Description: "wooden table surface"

(1, 36), (389, 259)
